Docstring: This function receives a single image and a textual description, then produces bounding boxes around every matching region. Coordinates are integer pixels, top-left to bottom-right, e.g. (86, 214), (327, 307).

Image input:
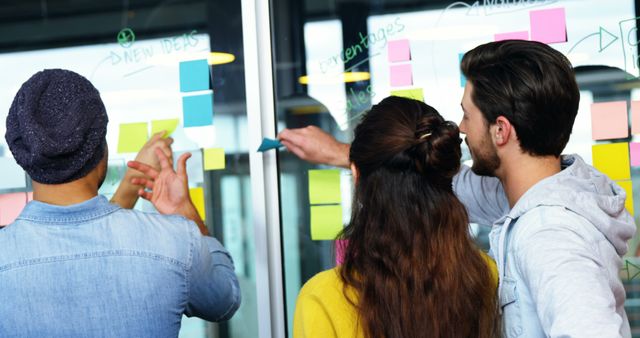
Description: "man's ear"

(493, 116), (514, 147)
(350, 163), (359, 184)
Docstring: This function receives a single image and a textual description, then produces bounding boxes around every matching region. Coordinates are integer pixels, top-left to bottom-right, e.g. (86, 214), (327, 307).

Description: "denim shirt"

(0, 195), (241, 338)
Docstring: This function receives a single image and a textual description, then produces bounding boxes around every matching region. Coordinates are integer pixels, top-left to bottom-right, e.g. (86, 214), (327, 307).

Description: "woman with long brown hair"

(293, 96), (499, 338)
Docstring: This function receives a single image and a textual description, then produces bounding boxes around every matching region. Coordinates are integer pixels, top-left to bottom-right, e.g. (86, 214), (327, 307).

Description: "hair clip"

(419, 132), (432, 140)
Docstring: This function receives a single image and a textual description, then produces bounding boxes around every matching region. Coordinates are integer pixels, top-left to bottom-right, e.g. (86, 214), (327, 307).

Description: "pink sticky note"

(0, 192), (28, 226)
(631, 101), (640, 134)
(390, 64), (413, 87)
(335, 239), (348, 266)
(591, 101), (628, 140)
(530, 8), (567, 44)
(631, 143), (640, 166)
(388, 39), (411, 62)
(495, 31), (529, 42)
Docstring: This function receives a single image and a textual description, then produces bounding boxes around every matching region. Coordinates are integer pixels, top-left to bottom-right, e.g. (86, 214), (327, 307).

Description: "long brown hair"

(340, 96), (498, 338)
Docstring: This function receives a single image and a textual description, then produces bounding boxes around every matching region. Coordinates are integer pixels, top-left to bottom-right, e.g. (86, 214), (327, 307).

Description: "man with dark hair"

(279, 40), (635, 337)
(0, 69), (240, 337)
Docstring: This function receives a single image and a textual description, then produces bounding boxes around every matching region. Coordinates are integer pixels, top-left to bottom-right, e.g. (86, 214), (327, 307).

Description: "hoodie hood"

(506, 154), (635, 256)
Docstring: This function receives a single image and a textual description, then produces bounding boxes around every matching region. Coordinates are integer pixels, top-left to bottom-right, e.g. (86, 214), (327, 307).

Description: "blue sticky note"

(459, 53), (466, 87)
(257, 138), (283, 152)
(183, 93), (214, 127)
(180, 59), (210, 92)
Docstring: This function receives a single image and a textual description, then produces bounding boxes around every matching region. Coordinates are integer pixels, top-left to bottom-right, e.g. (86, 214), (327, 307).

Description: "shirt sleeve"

(516, 222), (624, 338)
(185, 222), (241, 322)
(453, 165), (510, 226)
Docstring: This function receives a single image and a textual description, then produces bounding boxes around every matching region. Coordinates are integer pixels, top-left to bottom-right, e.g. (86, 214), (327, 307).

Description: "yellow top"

(293, 252), (498, 338)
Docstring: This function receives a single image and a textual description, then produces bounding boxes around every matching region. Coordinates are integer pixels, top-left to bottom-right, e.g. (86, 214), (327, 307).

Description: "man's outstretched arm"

(278, 126), (351, 168)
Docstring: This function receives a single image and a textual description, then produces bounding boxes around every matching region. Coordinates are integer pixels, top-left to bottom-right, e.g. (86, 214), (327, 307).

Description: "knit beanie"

(5, 69), (108, 184)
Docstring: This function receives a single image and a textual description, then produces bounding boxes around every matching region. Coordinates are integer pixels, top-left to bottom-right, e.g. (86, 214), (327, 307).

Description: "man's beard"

(467, 137), (500, 177)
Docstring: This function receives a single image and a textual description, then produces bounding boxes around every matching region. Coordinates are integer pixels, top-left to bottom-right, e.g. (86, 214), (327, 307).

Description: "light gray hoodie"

(454, 154), (636, 338)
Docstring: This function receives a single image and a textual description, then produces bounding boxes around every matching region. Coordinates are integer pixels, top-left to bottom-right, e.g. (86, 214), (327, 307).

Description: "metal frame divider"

(241, 0), (286, 337)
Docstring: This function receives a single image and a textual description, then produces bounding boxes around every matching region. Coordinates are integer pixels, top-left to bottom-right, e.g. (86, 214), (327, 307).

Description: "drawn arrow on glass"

(442, 1), (480, 16)
(568, 27), (619, 54)
(622, 260), (640, 281)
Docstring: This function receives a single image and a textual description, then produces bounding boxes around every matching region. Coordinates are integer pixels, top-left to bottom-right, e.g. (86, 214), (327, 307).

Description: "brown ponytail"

(340, 96), (498, 338)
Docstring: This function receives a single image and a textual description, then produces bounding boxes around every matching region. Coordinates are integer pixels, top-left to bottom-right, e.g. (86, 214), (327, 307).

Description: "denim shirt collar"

(18, 195), (121, 224)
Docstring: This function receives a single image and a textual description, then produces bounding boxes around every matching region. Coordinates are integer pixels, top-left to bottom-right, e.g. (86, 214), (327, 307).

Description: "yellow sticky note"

(189, 187), (206, 221)
(204, 148), (225, 170)
(592, 143), (630, 181)
(308, 169), (341, 204)
(617, 180), (634, 215)
(118, 122), (149, 153)
(310, 205), (343, 240)
(151, 119), (179, 138)
(391, 88), (424, 102)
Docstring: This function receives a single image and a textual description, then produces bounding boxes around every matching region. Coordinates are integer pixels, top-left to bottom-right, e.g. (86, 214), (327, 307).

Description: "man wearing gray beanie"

(0, 69), (240, 337)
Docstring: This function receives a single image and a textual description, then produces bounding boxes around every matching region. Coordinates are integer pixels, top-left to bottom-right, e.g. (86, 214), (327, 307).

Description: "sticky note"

(390, 64), (413, 87)
(495, 31), (529, 41)
(0, 192), (28, 225)
(388, 39), (411, 62)
(459, 53), (466, 87)
(257, 138), (283, 152)
(183, 93), (214, 127)
(117, 122), (149, 153)
(391, 88), (424, 102)
(592, 142), (630, 181)
(310, 205), (343, 240)
(590, 101), (628, 140)
(189, 187), (206, 221)
(179, 59), (210, 92)
(0, 157), (26, 190)
(617, 180), (634, 215)
(335, 239), (348, 266)
(308, 169), (341, 204)
(631, 101), (640, 134)
(631, 143), (640, 166)
(151, 119), (179, 138)
(530, 8), (567, 44)
(203, 148), (225, 170)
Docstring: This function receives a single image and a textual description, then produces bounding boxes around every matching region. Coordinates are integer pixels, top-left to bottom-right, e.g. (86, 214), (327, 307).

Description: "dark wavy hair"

(461, 40), (579, 157)
(340, 96), (498, 338)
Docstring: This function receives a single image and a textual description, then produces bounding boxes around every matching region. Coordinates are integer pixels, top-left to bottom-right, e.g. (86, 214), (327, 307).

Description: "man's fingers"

(281, 140), (308, 161)
(138, 188), (153, 201)
(128, 160), (159, 179)
(149, 130), (166, 142)
(131, 177), (155, 190)
(176, 152), (192, 177)
(155, 148), (172, 170)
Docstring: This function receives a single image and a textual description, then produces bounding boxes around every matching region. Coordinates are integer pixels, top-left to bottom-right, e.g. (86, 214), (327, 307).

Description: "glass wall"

(271, 0), (640, 336)
(0, 1), (257, 337)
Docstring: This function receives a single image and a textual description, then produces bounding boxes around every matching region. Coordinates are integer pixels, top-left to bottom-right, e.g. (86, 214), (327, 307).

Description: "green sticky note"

(308, 169), (341, 204)
(117, 122), (149, 153)
(151, 119), (179, 138)
(391, 88), (424, 102)
(204, 148), (225, 170)
(592, 142), (630, 181)
(310, 205), (343, 240)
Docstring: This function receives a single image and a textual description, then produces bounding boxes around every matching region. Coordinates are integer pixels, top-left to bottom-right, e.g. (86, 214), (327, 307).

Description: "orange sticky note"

(591, 101), (628, 140)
